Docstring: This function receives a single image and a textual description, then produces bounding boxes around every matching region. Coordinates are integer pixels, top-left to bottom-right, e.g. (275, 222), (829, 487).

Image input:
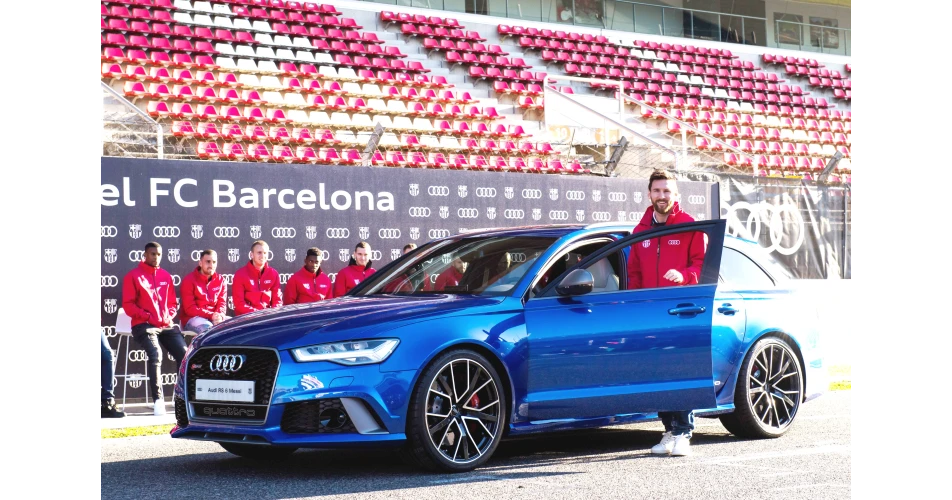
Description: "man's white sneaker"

(154, 399), (167, 416)
(651, 432), (676, 455)
(670, 434), (692, 456)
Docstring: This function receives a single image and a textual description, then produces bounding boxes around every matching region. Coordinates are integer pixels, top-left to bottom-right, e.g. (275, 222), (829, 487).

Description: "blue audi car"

(171, 220), (825, 472)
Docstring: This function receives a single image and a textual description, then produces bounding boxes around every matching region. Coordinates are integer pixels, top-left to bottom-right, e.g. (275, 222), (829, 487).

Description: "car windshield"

(356, 236), (557, 296)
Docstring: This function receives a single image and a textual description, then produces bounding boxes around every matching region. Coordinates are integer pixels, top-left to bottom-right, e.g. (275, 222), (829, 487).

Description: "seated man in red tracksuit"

(434, 257), (467, 291)
(180, 249), (227, 334)
(122, 241), (186, 415)
(333, 241), (376, 297)
(232, 240), (283, 315)
(383, 243), (433, 293)
(626, 170), (707, 458)
(285, 247), (333, 304)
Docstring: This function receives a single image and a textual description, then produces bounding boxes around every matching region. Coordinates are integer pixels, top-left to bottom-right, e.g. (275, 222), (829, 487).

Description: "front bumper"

(171, 347), (417, 447)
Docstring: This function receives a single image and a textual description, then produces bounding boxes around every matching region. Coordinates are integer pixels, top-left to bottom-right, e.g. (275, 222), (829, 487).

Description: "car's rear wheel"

(403, 349), (506, 472)
(720, 336), (803, 438)
(218, 442), (298, 460)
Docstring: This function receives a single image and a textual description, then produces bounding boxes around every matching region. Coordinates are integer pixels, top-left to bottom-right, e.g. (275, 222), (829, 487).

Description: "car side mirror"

(556, 269), (594, 296)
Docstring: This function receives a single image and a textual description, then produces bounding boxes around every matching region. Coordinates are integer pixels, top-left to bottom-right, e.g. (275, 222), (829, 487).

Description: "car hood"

(196, 295), (504, 349)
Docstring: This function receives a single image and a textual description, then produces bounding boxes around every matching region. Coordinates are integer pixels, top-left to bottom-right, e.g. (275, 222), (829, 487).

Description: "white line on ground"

(771, 483), (850, 492)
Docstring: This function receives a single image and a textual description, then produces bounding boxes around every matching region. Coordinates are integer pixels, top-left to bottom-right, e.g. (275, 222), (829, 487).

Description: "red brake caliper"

(469, 393), (480, 408)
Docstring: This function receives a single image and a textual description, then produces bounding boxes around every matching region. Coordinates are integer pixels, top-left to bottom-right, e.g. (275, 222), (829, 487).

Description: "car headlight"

(291, 339), (400, 365)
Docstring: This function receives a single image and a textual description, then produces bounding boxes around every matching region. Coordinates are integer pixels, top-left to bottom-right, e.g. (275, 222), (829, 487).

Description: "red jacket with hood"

(285, 266), (333, 304)
(179, 267), (227, 326)
(232, 261), (283, 315)
(333, 258), (376, 297)
(627, 202), (707, 289)
(122, 261), (177, 328)
(434, 266), (464, 291)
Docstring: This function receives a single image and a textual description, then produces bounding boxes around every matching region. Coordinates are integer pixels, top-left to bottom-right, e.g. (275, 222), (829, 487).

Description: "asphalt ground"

(101, 390), (849, 499)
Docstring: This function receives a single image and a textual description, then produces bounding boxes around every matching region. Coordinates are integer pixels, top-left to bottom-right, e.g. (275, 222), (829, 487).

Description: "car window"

(529, 239), (613, 298)
(719, 247), (775, 288)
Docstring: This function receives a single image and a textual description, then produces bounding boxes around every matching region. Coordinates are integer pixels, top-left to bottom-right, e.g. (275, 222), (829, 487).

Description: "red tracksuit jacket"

(122, 261), (177, 328)
(179, 267), (227, 326)
(232, 261), (283, 315)
(627, 202), (707, 289)
(333, 261), (376, 297)
(284, 267), (333, 304)
(383, 271), (432, 293)
(434, 267), (463, 291)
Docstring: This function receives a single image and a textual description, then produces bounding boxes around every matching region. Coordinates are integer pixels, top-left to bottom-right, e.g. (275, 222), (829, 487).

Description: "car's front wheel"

(218, 442), (298, 460)
(403, 349), (507, 472)
(720, 336), (804, 438)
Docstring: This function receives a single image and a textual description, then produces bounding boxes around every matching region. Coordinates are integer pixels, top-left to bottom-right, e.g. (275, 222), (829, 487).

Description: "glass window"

(529, 239), (613, 298)
(358, 236), (556, 296)
(719, 247), (775, 288)
(509, 0), (543, 21)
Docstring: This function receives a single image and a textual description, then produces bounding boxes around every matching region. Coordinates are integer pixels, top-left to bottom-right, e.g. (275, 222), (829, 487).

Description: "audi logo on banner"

(511, 252), (527, 263)
(214, 227), (240, 238)
(279, 273), (292, 284)
(458, 208), (479, 219)
(378, 228), (401, 239)
(549, 210), (569, 221)
(153, 226), (180, 238)
(504, 209), (525, 219)
(104, 249), (117, 264)
(101, 276), (118, 287)
(592, 211), (612, 222)
(129, 224), (142, 239)
(128, 250), (144, 262)
(475, 187), (496, 197)
(326, 228), (350, 239)
(428, 229), (451, 239)
(428, 186), (449, 196)
(370, 250), (382, 261)
(220, 273), (233, 285)
(171, 274), (181, 286)
(210, 354), (245, 373)
(409, 207), (431, 218)
(191, 250), (202, 261)
(565, 190), (586, 201)
(102, 326), (117, 338)
(608, 192), (627, 202)
(247, 250), (273, 261)
(161, 373), (178, 385)
(687, 195), (706, 205)
(101, 226), (118, 237)
(128, 350), (148, 362)
(272, 227), (296, 238)
(522, 189), (542, 199)
(328, 272), (337, 283)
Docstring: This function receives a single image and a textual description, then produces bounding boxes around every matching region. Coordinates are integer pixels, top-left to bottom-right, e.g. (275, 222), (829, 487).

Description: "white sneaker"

(651, 432), (676, 454)
(154, 399), (167, 416)
(671, 434), (692, 456)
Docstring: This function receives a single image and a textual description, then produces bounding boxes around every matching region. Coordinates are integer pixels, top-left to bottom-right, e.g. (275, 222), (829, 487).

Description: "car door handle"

(668, 304), (706, 316)
(718, 303), (738, 316)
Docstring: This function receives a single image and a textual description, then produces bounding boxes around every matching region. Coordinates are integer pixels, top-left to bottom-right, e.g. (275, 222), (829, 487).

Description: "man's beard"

(652, 200), (673, 214)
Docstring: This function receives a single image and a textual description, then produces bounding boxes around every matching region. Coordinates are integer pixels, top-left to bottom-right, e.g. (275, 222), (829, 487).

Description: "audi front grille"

(186, 347), (279, 425)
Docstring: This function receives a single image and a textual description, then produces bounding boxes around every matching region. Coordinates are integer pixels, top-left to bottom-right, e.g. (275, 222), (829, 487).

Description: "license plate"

(195, 379), (255, 403)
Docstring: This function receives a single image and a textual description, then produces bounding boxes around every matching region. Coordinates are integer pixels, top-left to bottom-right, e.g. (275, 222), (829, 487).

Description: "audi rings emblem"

(475, 187), (497, 198)
(370, 250), (382, 261)
(409, 207), (431, 217)
(102, 326), (117, 338)
(428, 229), (451, 239)
(221, 273), (234, 285)
(272, 227), (296, 238)
(592, 211), (612, 222)
(161, 373), (178, 385)
(210, 354), (246, 373)
(428, 186), (450, 196)
(522, 188), (542, 199)
(687, 195), (706, 205)
(723, 199), (805, 256)
(279, 273), (292, 284)
(101, 275), (119, 287)
(101, 226), (118, 237)
(326, 228), (351, 239)
(608, 192), (627, 202)
(128, 250), (145, 262)
(190, 250), (202, 261)
(214, 227), (240, 238)
(128, 350), (148, 362)
(565, 190), (586, 201)
(378, 228), (401, 239)
(457, 208), (479, 218)
(171, 274), (181, 286)
(549, 210), (569, 221)
(510, 252), (527, 263)
(152, 226), (181, 238)
(504, 209), (525, 219)
(668, 239), (681, 245)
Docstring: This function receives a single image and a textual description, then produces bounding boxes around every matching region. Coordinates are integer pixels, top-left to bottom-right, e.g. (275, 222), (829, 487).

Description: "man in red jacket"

(333, 241), (376, 297)
(434, 257), (467, 290)
(285, 247), (333, 304)
(627, 170), (707, 457)
(180, 249), (227, 334)
(232, 240), (283, 315)
(121, 241), (186, 415)
(383, 243), (431, 293)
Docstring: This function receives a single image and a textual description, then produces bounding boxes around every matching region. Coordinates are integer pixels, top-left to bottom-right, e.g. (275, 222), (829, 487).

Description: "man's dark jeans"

(131, 324), (187, 402)
(660, 410), (695, 438)
(101, 329), (116, 402)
